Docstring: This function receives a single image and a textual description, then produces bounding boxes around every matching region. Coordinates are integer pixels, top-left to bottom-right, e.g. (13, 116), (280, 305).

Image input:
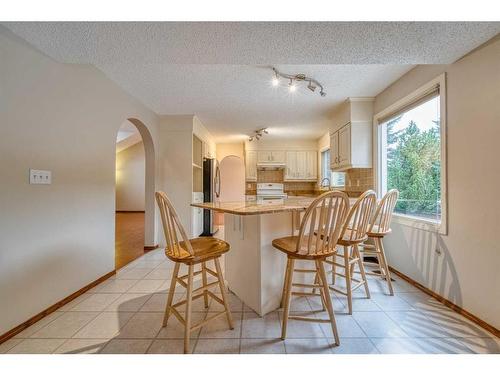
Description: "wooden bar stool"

(359, 189), (399, 295)
(324, 190), (377, 314)
(155, 191), (234, 354)
(272, 191), (349, 345)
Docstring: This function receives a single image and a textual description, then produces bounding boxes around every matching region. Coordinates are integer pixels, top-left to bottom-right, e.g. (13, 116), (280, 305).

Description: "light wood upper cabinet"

(257, 151), (272, 163)
(245, 151), (257, 181)
(330, 122), (371, 171)
(271, 150), (285, 163)
(296, 151), (307, 178)
(257, 150), (285, 163)
(285, 150), (317, 181)
(330, 98), (374, 171)
(285, 151), (296, 179)
(330, 131), (339, 169)
(338, 124), (351, 166)
(306, 151), (318, 180)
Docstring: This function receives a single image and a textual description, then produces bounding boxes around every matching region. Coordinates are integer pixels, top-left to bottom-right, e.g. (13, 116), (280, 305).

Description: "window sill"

(392, 213), (445, 234)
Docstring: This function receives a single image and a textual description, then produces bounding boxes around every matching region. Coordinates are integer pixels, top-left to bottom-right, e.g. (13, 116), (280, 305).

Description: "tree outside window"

(381, 95), (441, 221)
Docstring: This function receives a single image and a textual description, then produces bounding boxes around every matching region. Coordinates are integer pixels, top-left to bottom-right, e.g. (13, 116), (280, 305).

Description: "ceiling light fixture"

(271, 67), (326, 97)
(271, 71), (279, 86)
(248, 127), (268, 142)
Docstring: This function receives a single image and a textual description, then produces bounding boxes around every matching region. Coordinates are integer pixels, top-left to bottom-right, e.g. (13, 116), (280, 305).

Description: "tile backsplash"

(246, 169), (316, 195)
(344, 168), (374, 196)
(256, 169), (283, 183)
(245, 168), (374, 197)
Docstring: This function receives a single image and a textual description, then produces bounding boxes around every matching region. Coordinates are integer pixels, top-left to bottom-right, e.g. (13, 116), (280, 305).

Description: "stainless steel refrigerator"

(201, 157), (220, 236)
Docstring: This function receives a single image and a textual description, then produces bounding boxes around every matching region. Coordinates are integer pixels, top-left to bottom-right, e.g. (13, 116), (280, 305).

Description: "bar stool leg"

(354, 244), (370, 298)
(163, 262), (180, 327)
(280, 258), (291, 308)
(201, 261), (209, 308)
(377, 238), (394, 295)
(343, 246), (353, 314)
(316, 259), (340, 346)
(183, 264), (194, 354)
(214, 257), (234, 329)
(281, 257), (295, 340)
(331, 254), (337, 285)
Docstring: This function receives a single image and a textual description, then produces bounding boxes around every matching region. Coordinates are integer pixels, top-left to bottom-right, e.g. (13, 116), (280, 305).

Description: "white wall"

(216, 142), (244, 161)
(374, 36), (500, 328)
(245, 139), (318, 151)
(157, 115), (194, 241)
(157, 115), (217, 243)
(116, 142), (145, 211)
(0, 28), (160, 335)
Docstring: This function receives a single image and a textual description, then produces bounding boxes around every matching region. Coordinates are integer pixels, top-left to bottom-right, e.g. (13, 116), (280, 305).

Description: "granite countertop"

(192, 197), (316, 215)
(192, 196), (359, 216)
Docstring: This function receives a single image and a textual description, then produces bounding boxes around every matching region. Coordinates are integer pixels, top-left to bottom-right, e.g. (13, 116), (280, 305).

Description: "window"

(376, 74), (447, 232)
(320, 149), (345, 188)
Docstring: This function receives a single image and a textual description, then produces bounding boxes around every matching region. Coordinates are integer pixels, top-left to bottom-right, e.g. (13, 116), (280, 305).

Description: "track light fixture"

(248, 127), (269, 142)
(271, 67), (326, 97)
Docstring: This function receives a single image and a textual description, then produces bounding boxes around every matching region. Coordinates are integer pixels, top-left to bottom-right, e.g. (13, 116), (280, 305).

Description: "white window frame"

(373, 73), (448, 235)
(319, 146), (345, 189)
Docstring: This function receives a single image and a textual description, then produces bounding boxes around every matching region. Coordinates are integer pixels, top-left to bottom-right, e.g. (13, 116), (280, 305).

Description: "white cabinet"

(191, 192), (204, 238)
(245, 151), (257, 181)
(330, 122), (371, 171)
(285, 150), (317, 181)
(285, 151), (296, 180)
(257, 151), (272, 163)
(306, 151), (318, 180)
(271, 151), (285, 163)
(257, 150), (285, 163)
(330, 98), (373, 171)
(296, 151), (307, 178)
(338, 124), (351, 166)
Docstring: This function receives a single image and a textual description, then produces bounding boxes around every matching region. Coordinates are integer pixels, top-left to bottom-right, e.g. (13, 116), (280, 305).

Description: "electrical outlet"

(30, 169), (52, 185)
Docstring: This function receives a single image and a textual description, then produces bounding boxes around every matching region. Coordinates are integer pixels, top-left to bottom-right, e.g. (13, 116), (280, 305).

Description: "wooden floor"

(115, 212), (145, 269)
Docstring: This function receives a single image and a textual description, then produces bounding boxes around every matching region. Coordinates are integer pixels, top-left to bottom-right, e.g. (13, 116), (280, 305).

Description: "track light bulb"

(307, 81), (316, 92)
(271, 77), (279, 86)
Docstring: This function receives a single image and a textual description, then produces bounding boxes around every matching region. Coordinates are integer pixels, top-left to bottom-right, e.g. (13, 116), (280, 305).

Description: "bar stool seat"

(272, 236), (337, 260)
(337, 229), (368, 246)
(167, 237), (230, 264)
(366, 225), (391, 238)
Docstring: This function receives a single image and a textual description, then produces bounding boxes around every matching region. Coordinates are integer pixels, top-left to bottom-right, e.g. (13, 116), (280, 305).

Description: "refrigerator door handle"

(215, 164), (221, 198)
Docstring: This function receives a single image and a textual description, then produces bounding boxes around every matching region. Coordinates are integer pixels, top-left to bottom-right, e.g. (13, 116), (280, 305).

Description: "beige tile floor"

(1, 247), (499, 354)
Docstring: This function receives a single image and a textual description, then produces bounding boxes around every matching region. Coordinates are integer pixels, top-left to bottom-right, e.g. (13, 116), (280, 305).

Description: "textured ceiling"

(4, 22), (499, 141)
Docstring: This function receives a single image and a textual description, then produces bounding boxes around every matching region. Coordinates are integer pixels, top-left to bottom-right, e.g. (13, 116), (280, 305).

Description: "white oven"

(256, 183), (287, 204)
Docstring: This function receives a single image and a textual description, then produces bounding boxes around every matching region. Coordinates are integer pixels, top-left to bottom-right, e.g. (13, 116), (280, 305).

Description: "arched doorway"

(115, 118), (156, 269)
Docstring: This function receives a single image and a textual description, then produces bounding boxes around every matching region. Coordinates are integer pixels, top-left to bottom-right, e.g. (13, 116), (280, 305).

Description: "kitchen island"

(192, 197), (317, 316)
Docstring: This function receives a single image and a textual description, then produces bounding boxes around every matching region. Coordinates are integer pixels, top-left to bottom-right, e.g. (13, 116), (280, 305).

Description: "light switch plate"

(30, 169), (52, 184)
